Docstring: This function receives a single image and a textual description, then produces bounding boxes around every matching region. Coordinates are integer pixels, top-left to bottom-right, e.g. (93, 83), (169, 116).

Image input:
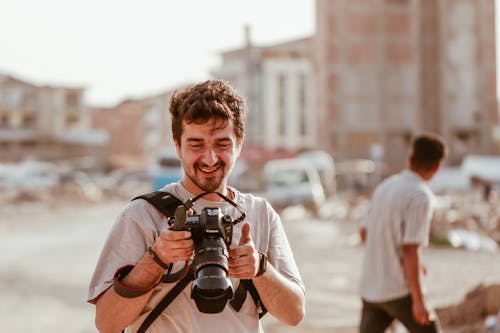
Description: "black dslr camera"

(171, 193), (245, 314)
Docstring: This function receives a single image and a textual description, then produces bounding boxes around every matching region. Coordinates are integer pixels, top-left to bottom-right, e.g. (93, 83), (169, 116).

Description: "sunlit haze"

(0, 0), (315, 107)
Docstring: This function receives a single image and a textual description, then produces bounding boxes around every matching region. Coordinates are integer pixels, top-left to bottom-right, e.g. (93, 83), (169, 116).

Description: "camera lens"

(191, 236), (233, 313)
(191, 266), (233, 313)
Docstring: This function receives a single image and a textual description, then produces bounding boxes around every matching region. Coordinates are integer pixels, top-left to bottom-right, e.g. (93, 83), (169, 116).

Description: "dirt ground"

(1, 196), (500, 333)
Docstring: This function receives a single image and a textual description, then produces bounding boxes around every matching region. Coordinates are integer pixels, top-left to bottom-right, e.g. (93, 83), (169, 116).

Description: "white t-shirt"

(88, 182), (304, 333)
(360, 170), (434, 302)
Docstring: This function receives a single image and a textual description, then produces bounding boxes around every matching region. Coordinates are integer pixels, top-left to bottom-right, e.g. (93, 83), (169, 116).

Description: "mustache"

(195, 161), (225, 169)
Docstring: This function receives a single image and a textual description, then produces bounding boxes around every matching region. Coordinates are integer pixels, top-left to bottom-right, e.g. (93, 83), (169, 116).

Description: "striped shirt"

(360, 170), (435, 302)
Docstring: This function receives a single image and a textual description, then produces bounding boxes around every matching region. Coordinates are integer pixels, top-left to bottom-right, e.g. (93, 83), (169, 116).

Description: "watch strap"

(255, 252), (267, 277)
(148, 246), (170, 270)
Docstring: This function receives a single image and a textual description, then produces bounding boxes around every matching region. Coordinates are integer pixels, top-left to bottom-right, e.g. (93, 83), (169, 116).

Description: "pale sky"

(0, 0), (315, 107)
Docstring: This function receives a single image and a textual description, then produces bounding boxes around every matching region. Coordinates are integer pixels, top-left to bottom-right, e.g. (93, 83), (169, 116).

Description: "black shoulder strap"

(230, 279), (268, 318)
(133, 190), (190, 283)
(137, 268), (195, 333)
(132, 191), (183, 218)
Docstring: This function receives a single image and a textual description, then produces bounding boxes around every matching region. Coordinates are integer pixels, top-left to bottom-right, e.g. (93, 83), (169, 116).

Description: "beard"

(186, 161), (226, 192)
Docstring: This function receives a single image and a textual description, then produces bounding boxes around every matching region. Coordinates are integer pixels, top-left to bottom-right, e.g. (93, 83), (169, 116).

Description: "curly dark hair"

(410, 133), (447, 170)
(169, 80), (247, 145)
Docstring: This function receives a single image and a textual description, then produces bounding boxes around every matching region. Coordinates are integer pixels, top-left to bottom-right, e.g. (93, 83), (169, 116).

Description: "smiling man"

(87, 80), (305, 333)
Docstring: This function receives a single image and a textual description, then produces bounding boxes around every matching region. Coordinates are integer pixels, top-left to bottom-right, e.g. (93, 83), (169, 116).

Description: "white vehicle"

(263, 158), (325, 216)
(298, 150), (336, 196)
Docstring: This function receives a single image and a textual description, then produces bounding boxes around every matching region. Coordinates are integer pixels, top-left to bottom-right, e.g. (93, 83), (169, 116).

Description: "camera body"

(173, 206), (235, 313)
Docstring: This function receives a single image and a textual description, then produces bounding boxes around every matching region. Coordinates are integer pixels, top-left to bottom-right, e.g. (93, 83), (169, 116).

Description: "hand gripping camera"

(171, 192), (245, 314)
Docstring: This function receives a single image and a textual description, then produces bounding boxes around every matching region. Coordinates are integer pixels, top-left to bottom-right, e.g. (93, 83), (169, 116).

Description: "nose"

(201, 148), (218, 165)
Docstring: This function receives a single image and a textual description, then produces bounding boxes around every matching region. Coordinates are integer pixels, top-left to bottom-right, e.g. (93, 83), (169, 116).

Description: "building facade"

(91, 88), (182, 170)
(212, 30), (316, 158)
(315, 0), (498, 170)
(0, 73), (106, 166)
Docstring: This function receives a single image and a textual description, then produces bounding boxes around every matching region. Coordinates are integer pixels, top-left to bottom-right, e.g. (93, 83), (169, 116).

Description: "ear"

(408, 154), (414, 168)
(430, 163), (441, 175)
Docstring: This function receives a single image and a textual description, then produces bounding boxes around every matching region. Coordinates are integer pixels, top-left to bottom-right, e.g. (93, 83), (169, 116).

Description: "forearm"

(252, 264), (305, 326)
(402, 245), (424, 304)
(95, 254), (165, 333)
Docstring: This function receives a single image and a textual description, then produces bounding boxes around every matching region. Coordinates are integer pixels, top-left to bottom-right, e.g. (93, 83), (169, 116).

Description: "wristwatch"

(255, 252), (267, 277)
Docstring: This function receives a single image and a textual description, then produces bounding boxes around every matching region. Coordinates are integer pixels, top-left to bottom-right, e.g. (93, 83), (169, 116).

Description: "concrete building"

(212, 28), (316, 159)
(92, 88), (183, 170)
(0, 73), (106, 166)
(315, 0), (498, 171)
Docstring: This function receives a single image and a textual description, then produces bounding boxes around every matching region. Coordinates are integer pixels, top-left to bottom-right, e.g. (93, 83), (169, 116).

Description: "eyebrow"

(185, 137), (233, 143)
(186, 138), (203, 143)
(215, 137), (232, 143)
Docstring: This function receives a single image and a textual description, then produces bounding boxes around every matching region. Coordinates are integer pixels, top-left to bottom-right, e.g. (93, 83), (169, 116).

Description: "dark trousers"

(359, 295), (442, 333)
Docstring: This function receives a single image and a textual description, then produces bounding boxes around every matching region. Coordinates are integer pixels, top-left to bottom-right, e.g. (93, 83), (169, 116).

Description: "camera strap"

(230, 279), (268, 319)
(136, 267), (195, 333)
(186, 191), (246, 225)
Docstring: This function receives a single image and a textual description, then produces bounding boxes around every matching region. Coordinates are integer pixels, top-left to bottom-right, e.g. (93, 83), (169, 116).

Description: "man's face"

(175, 119), (242, 194)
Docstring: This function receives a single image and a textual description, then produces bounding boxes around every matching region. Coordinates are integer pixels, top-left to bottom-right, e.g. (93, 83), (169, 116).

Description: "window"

(277, 74), (286, 136)
(298, 74), (307, 136)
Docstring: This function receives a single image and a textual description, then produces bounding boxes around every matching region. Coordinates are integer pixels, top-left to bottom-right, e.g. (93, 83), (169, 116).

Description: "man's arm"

(229, 223), (305, 326)
(252, 264), (305, 325)
(94, 229), (193, 333)
(95, 254), (165, 333)
(402, 244), (431, 326)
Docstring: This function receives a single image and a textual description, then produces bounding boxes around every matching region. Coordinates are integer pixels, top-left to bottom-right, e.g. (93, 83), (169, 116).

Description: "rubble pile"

(437, 283), (500, 332)
(430, 191), (500, 252)
(0, 172), (152, 209)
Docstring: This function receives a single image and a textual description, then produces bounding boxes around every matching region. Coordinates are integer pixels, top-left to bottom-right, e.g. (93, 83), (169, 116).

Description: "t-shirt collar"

(176, 181), (239, 208)
(402, 169), (425, 182)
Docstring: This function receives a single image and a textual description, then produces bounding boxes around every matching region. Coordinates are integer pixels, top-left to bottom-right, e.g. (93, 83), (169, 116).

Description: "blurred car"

(263, 158), (325, 216)
(335, 158), (377, 191)
(149, 149), (184, 190)
(297, 150), (336, 197)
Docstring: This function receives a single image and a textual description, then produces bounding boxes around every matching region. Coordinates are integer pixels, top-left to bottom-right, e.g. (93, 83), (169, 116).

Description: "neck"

(409, 167), (433, 182)
(180, 180), (232, 201)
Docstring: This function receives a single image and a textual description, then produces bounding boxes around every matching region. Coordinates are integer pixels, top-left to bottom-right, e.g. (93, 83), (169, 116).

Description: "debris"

(436, 284), (500, 328)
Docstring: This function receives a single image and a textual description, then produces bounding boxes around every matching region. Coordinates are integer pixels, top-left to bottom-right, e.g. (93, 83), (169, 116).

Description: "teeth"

(200, 167), (217, 172)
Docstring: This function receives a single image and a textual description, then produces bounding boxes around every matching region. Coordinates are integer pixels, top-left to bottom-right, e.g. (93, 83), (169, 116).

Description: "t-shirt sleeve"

(87, 201), (161, 304)
(402, 191), (432, 246)
(264, 201), (306, 294)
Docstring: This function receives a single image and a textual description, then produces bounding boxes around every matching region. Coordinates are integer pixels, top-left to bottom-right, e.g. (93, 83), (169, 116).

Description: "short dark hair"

(410, 133), (447, 170)
(169, 80), (247, 145)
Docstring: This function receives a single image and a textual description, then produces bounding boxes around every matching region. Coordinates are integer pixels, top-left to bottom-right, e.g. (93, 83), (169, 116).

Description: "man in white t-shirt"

(359, 133), (446, 333)
(88, 80), (305, 333)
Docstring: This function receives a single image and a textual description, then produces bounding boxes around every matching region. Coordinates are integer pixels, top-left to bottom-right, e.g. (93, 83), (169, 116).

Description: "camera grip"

(173, 205), (187, 231)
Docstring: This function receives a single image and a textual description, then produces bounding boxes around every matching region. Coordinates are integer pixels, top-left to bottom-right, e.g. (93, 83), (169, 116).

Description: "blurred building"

(212, 27), (316, 159)
(0, 73), (107, 167)
(315, 0), (499, 170)
(92, 88), (181, 170)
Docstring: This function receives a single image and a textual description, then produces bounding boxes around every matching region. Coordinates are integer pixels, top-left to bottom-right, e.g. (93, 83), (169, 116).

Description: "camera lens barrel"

(192, 239), (233, 312)
(180, 207), (236, 314)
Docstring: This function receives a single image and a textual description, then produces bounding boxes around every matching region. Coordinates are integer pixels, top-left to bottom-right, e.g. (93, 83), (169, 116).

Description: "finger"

(228, 265), (254, 279)
(418, 313), (430, 326)
(239, 223), (251, 246)
(160, 229), (192, 240)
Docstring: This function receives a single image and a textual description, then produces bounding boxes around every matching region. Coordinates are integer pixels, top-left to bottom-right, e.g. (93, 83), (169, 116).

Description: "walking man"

(359, 133), (446, 333)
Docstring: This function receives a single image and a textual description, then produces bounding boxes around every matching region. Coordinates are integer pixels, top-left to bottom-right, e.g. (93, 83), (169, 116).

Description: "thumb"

(239, 223), (251, 245)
